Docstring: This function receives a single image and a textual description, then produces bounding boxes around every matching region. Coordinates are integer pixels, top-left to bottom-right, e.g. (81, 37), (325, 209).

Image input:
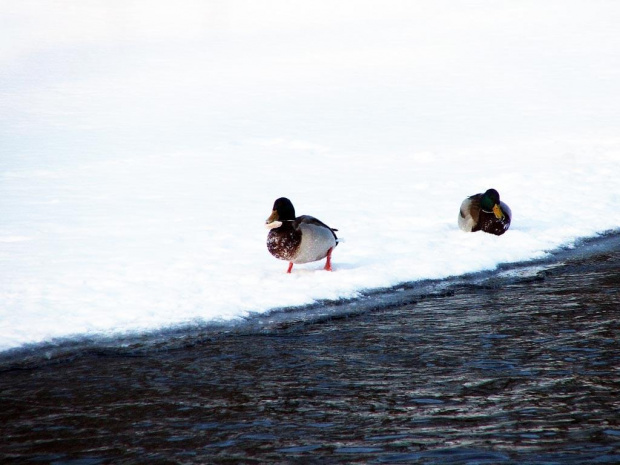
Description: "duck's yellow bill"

(266, 210), (279, 224)
(493, 204), (504, 220)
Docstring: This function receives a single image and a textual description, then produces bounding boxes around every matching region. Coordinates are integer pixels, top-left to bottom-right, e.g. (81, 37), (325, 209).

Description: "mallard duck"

(265, 197), (339, 273)
(458, 188), (511, 235)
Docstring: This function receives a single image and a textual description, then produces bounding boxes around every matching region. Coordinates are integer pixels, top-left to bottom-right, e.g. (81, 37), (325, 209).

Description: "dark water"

(1, 234), (619, 464)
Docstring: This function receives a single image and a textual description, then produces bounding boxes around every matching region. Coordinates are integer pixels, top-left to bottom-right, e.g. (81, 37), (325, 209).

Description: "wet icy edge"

(1, 229), (618, 371)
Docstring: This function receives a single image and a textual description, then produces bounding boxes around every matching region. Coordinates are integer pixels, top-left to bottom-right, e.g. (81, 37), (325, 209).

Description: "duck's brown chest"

(267, 227), (302, 261)
(474, 210), (511, 236)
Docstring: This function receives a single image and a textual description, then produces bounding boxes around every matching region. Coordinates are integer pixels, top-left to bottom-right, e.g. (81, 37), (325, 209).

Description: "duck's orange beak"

(493, 204), (504, 220)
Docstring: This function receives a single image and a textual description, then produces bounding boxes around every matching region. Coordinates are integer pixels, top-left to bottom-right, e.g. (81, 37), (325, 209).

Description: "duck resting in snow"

(265, 197), (339, 273)
(458, 188), (511, 236)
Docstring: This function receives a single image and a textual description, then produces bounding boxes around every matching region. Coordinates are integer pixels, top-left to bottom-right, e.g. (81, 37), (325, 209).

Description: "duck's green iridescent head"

(266, 197), (296, 228)
(480, 189), (504, 219)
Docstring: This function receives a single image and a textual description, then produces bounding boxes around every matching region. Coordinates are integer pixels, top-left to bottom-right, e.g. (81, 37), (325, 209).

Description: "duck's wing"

(458, 194), (481, 232)
(500, 201), (511, 222)
(296, 215), (338, 241)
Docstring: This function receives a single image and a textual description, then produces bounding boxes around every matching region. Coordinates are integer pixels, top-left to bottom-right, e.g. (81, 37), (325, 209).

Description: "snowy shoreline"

(1, 229), (618, 368)
(2, 142), (620, 353)
(2, 2), (620, 353)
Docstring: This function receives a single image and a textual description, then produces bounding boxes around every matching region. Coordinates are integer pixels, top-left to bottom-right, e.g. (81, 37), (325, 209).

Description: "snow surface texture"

(1, 1), (620, 352)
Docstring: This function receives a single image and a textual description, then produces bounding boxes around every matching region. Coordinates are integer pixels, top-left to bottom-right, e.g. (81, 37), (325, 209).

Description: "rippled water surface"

(1, 235), (619, 464)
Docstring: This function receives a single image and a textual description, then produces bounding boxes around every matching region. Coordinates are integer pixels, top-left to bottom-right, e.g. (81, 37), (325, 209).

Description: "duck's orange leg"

(287, 262), (294, 273)
(324, 247), (333, 271)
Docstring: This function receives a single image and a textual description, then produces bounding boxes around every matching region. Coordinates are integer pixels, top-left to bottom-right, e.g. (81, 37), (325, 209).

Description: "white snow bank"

(1, 1), (620, 351)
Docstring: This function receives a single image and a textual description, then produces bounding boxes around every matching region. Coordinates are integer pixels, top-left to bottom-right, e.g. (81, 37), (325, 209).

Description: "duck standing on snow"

(458, 188), (511, 235)
(265, 197), (339, 273)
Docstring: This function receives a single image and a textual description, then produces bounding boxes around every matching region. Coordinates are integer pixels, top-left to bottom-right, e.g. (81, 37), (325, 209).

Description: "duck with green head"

(458, 188), (511, 235)
(265, 197), (339, 273)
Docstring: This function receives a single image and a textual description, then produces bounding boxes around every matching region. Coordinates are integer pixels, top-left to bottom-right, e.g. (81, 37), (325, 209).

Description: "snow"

(1, 1), (620, 353)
